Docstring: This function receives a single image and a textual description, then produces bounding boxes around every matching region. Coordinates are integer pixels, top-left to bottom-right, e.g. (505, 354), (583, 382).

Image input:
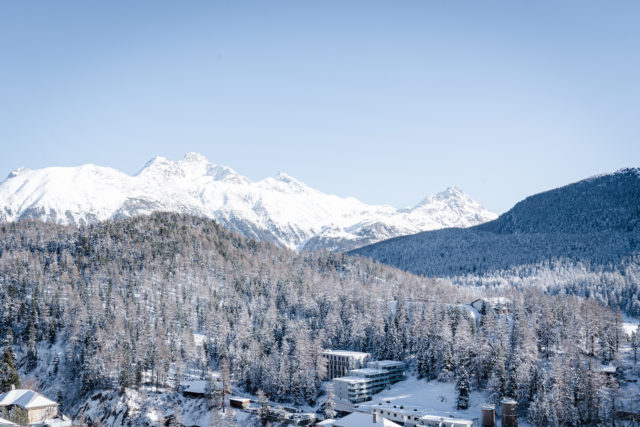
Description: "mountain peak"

(6, 167), (30, 180)
(0, 155), (495, 251)
(182, 152), (209, 164)
(274, 171), (296, 182)
(437, 186), (465, 198)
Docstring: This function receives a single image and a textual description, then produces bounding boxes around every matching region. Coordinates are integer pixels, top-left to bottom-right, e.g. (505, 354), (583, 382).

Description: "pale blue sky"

(1, 1), (638, 213)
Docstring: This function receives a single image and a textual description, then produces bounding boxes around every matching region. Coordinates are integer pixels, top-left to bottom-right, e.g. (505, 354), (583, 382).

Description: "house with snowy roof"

(0, 387), (59, 425)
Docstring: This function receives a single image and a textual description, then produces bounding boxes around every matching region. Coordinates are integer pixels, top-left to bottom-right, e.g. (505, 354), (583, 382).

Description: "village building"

(333, 361), (405, 404)
(371, 406), (475, 427)
(470, 298), (511, 315)
(322, 350), (371, 380)
(229, 397), (251, 409)
(181, 380), (210, 397)
(0, 387), (59, 425)
(333, 411), (401, 427)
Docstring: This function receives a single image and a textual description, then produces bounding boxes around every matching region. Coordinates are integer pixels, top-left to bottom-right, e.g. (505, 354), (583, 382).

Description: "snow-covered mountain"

(0, 153), (497, 251)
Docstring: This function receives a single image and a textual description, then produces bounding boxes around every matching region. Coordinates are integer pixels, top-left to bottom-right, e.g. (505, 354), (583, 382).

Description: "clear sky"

(1, 1), (638, 213)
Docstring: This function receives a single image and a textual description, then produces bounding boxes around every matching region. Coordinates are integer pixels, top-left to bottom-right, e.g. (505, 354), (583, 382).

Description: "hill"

(351, 168), (640, 313)
(0, 213), (631, 426)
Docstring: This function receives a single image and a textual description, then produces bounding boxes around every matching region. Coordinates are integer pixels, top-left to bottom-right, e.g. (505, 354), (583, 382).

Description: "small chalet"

(0, 387), (58, 425)
(229, 396), (251, 409)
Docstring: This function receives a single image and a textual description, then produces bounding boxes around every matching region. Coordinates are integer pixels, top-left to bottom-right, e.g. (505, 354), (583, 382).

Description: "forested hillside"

(351, 168), (640, 315)
(0, 213), (636, 425)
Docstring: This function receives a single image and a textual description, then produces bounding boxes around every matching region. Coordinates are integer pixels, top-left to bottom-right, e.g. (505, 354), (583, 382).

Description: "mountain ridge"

(0, 153), (497, 251)
(351, 167), (640, 276)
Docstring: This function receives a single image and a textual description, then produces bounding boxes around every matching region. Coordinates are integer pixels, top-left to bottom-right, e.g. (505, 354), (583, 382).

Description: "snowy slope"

(0, 153), (496, 251)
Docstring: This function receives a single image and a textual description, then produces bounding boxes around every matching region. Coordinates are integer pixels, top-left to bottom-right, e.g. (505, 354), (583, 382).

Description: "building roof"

(372, 405), (475, 426)
(367, 361), (404, 368)
(419, 414), (474, 426)
(334, 376), (370, 384)
(350, 368), (387, 376)
(0, 417), (17, 426)
(181, 380), (209, 395)
(334, 412), (401, 427)
(471, 297), (511, 306)
(323, 350), (371, 358)
(598, 364), (617, 374)
(0, 389), (57, 409)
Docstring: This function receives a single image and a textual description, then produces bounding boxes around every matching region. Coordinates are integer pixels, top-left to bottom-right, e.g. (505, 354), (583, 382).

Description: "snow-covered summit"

(0, 153), (497, 251)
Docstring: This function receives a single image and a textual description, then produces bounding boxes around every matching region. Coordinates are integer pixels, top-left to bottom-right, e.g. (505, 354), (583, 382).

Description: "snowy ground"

(622, 315), (639, 338)
(352, 376), (532, 427)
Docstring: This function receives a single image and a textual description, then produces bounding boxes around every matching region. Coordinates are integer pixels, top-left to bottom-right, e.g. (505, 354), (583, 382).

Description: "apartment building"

(333, 361), (406, 403)
(322, 350), (370, 380)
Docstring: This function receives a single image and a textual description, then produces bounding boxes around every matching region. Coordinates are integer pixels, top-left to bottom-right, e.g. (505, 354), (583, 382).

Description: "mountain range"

(0, 152), (496, 251)
(351, 167), (640, 276)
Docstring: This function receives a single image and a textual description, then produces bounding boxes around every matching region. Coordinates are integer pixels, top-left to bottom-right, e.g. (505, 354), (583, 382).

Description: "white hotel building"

(332, 360), (405, 403)
(322, 350), (371, 379)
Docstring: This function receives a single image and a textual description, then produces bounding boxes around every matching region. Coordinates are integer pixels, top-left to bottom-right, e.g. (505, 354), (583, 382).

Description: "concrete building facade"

(322, 350), (371, 380)
(333, 361), (406, 403)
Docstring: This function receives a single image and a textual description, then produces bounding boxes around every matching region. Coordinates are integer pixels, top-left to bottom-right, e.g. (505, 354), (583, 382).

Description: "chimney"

(11, 385), (15, 391)
(372, 411), (379, 423)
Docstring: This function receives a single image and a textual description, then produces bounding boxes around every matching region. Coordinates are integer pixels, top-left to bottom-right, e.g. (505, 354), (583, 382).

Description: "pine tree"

(220, 357), (231, 413)
(0, 346), (21, 390)
(56, 390), (64, 414)
(632, 329), (639, 365)
(324, 384), (337, 420)
(455, 365), (470, 409)
(257, 389), (269, 424)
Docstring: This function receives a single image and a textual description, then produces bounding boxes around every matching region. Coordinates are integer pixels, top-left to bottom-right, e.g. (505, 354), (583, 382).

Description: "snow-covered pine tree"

(324, 384), (337, 419)
(455, 365), (471, 409)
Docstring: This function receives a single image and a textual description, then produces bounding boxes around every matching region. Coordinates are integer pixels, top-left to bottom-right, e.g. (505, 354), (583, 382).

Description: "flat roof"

(368, 361), (404, 367)
(334, 376), (370, 384)
(372, 405), (474, 424)
(350, 368), (387, 375)
(323, 350), (371, 358)
(419, 414), (474, 425)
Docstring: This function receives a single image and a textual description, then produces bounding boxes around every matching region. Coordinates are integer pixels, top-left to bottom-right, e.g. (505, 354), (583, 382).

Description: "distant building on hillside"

(322, 350), (371, 379)
(0, 386), (66, 425)
(470, 298), (511, 315)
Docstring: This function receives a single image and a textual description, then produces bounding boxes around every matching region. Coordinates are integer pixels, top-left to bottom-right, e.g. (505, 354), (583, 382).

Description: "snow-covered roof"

(317, 419), (336, 426)
(419, 414), (474, 426)
(598, 365), (617, 374)
(0, 389), (57, 409)
(350, 368), (387, 376)
(323, 350), (371, 358)
(0, 417), (17, 426)
(334, 376), (370, 384)
(471, 297), (511, 306)
(367, 361), (404, 368)
(334, 412), (401, 427)
(181, 380), (208, 395)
